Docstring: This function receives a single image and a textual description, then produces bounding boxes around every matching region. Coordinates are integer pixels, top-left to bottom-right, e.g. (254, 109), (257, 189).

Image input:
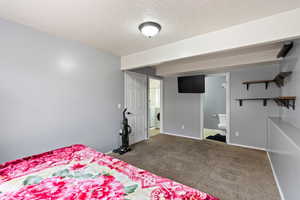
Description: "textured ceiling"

(0, 0), (299, 56)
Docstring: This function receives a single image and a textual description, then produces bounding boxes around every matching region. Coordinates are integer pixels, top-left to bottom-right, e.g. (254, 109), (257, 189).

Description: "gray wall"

(0, 19), (123, 163)
(163, 65), (281, 146)
(204, 76), (226, 130)
(267, 39), (300, 200)
(163, 77), (201, 138)
(267, 118), (300, 200)
(280, 40), (300, 129)
(230, 64), (281, 149)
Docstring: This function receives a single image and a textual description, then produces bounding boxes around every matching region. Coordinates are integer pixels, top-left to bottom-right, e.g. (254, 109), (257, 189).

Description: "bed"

(0, 144), (218, 200)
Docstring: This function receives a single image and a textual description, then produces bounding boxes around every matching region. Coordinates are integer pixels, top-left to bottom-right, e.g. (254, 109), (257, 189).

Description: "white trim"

(160, 79), (164, 133)
(200, 93), (204, 140)
(162, 132), (201, 140)
(146, 77), (150, 139)
(267, 152), (285, 200)
(147, 76), (164, 139)
(225, 72), (231, 143)
(124, 72), (127, 109)
(200, 73), (230, 142)
(228, 142), (266, 151)
(124, 71), (148, 143)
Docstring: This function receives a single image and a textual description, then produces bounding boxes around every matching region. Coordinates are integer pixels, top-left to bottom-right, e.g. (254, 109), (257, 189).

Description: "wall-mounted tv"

(178, 75), (205, 93)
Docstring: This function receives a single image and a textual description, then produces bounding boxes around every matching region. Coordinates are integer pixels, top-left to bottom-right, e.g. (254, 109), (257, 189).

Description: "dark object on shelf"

(277, 42), (294, 58)
(236, 96), (296, 110)
(242, 71), (292, 90)
(113, 108), (132, 155)
(206, 134), (226, 143)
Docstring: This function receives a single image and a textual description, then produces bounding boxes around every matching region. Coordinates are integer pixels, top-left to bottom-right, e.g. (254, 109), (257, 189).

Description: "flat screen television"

(178, 75), (205, 93)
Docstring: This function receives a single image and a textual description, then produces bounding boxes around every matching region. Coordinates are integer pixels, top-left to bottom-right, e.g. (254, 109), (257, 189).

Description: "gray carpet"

(110, 134), (280, 200)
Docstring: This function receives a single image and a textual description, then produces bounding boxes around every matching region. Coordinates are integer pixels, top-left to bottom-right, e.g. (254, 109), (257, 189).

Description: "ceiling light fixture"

(138, 21), (161, 38)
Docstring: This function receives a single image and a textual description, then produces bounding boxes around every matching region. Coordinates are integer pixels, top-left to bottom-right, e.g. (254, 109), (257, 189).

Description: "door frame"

(200, 72), (230, 143)
(147, 76), (164, 139)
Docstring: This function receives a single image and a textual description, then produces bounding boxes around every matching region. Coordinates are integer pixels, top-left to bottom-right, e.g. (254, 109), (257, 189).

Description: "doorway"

(148, 77), (162, 138)
(201, 73), (230, 143)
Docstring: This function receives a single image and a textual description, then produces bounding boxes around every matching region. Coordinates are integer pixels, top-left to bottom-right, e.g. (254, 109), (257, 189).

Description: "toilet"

(217, 114), (227, 135)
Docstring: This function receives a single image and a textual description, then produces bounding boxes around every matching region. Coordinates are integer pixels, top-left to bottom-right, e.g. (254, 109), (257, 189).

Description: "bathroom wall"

(204, 75), (226, 130)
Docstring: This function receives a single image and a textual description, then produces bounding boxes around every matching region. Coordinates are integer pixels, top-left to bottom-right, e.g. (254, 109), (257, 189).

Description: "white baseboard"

(162, 132), (201, 140)
(228, 142), (266, 151)
(267, 152), (285, 200)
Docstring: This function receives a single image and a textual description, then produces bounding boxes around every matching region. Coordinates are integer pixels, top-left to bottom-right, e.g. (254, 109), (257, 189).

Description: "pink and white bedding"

(0, 144), (218, 200)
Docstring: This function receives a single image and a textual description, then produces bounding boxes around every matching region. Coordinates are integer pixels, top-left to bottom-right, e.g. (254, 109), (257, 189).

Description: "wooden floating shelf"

(274, 96), (296, 110)
(242, 71), (292, 90)
(236, 96), (296, 110)
(236, 97), (273, 107)
(239, 43), (295, 109)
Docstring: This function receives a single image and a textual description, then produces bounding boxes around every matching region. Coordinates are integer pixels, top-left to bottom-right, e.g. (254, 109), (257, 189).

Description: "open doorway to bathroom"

(202, 73), (228, 143)
(148, 78), (162, 138)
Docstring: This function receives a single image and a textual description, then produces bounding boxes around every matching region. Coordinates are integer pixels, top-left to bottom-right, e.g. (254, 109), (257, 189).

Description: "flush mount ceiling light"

(138, 21), (161, 38)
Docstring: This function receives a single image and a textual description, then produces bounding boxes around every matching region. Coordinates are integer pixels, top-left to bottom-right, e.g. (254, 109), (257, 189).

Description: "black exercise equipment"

(113, 108), (132, 155)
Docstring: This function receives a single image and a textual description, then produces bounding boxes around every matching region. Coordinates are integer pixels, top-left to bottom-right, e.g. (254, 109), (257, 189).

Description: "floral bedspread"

(0, 145), (218, 200)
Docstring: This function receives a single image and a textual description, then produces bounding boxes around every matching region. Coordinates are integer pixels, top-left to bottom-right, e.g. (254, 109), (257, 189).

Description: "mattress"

(0, 144), (218, 200)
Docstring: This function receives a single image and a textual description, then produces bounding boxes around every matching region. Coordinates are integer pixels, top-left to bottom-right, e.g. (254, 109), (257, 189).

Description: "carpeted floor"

(110, 134), (280, 200)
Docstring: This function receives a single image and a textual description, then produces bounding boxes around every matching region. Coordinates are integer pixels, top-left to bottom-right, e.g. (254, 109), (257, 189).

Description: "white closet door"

(124, 71), (147, 144)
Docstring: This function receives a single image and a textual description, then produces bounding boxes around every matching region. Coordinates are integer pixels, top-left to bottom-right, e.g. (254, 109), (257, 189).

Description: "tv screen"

(178, 75), (205, 93)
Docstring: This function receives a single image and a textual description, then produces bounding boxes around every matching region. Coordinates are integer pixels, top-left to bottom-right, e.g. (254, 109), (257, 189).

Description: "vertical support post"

(292, 100), (296, 110)
(265, 82), (269, 90)
(263, 99), (267, 106)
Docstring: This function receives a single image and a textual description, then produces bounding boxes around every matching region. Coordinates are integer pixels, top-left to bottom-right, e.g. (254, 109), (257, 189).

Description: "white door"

(124, 71), (147, 144)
